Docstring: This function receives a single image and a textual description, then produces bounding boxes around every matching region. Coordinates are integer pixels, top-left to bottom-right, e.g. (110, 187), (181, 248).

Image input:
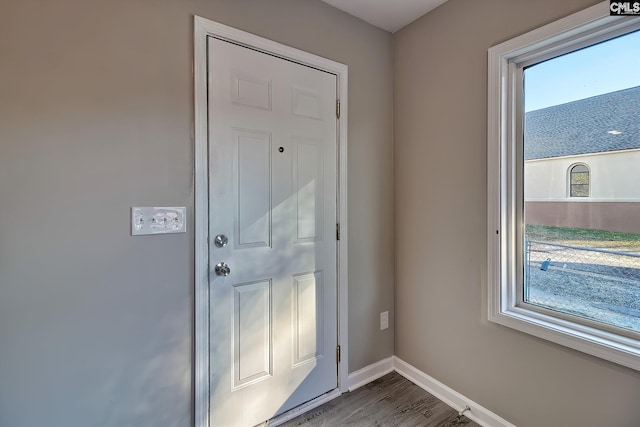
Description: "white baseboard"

(393, 356), (516, 427)
(346, 356), (394, 391)
(267, 356), (515, 427)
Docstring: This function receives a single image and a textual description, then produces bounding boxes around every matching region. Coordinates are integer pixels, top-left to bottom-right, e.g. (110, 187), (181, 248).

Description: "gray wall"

(0, 1), (394, 426)
(393, 1), (640, 426)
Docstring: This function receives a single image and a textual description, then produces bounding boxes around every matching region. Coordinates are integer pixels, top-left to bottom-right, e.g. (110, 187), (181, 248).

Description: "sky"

(524, 29), (640, 112)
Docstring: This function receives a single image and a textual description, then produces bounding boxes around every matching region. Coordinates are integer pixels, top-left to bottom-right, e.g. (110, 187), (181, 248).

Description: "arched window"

(569, 164), (589, 197)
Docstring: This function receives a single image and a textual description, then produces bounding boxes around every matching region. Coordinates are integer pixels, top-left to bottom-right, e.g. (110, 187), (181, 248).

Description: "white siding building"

(525, 149), (640, 201)
(524, 86), (640, 233)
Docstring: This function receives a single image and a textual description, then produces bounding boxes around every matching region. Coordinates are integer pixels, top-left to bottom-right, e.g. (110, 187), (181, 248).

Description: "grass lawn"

(526, 224), (640, 251)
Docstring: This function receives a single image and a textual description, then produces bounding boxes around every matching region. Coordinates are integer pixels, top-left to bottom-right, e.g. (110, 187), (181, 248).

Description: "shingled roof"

(524, 85), (640, 160)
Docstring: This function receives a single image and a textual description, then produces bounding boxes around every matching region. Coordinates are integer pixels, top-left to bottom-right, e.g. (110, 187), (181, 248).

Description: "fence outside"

(525, 238), (640, 332)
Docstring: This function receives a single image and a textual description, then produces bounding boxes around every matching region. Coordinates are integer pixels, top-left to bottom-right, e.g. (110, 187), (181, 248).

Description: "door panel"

(232, 280), (272, 389)
(293, 138), (324, 243)
(292, 271), (324, 365)
(234, 129), (272, 248)
(208, 36), (338, 427)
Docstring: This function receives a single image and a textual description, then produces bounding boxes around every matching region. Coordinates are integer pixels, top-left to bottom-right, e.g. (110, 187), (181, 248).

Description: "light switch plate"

(131, 207), (186, 235)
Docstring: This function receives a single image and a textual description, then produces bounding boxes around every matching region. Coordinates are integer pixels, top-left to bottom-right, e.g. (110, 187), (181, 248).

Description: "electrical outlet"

(380, 311), (389, 330)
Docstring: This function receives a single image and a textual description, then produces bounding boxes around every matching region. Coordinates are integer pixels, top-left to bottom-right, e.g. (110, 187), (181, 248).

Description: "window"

(569, 164), (589, 197)
(488, 1), (640, 371)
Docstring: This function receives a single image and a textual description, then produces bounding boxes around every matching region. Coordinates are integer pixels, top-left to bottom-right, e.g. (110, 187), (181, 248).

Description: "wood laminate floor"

(279, 372), (481, 427)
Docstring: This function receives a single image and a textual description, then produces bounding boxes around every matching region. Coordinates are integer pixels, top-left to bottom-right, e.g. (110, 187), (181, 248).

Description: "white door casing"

(194, 17), (349, 427)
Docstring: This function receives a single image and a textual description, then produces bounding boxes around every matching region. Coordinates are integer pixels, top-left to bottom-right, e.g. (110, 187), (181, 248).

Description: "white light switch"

(131, 207), (186, 235)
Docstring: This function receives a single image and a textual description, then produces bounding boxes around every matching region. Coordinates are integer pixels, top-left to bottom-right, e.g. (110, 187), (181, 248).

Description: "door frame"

(193, 16), (349, 427)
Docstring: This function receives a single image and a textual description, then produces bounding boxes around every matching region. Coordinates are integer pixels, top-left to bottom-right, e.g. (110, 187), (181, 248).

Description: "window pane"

(571, 165), (588, 174)
(523, 30), (640, 334)
(571, 172), (589, 185)
(570, 184), (589, 197)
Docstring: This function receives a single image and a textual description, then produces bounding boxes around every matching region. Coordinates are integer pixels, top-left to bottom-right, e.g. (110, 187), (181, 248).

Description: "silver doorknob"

(214, 234), (228, 248)
(215, 262), (231, 276)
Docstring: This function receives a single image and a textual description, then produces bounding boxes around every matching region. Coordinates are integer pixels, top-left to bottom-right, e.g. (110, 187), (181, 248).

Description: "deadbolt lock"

(214, 234), (228, 248)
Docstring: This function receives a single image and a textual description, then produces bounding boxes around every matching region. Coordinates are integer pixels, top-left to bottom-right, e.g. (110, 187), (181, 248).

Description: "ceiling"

(320, 0), (449, 33)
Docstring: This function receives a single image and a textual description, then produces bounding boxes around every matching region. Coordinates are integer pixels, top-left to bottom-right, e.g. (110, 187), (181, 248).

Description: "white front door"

(207, 37), (338, 427)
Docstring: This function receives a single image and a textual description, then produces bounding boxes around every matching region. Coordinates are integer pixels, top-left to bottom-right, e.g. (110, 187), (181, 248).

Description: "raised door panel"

(233, 280), (273, 389)
(293, 138), (324, 243)
(234, 129), (272, 248)
(292, 271), (324, 366)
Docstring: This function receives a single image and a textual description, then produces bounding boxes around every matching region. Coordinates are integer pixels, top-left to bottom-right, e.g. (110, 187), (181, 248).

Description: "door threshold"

(262, 388), (342, 427)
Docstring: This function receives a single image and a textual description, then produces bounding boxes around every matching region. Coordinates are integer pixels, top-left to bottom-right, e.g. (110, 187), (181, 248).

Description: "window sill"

(489, 302), (640, 370)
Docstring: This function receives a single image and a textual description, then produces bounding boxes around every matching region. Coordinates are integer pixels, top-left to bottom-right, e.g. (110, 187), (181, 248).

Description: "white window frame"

(568, 163), (591, 198)
(487, 1), (640, 371)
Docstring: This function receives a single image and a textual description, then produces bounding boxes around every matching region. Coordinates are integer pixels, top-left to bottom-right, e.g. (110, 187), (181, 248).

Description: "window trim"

(487, 1), (640, 371)
(568, 163), (590, 198)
